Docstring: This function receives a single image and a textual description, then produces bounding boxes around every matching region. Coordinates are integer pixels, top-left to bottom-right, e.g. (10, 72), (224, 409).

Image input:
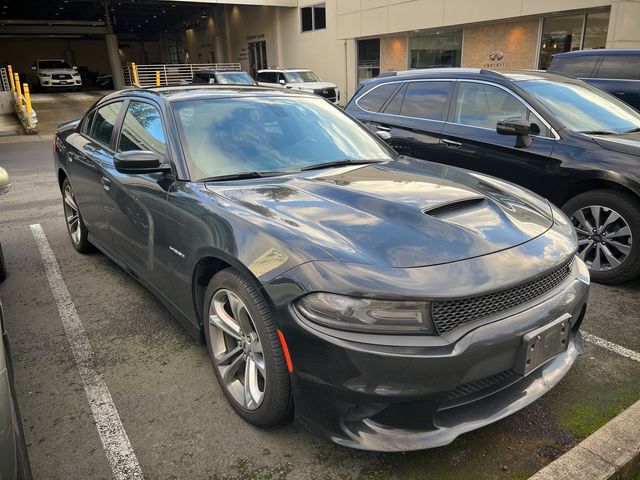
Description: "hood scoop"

(423, 197), (485, 217)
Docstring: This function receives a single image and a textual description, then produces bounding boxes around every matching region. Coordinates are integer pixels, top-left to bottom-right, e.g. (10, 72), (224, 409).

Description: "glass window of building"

(357, 38), (381, 86)
(409, 29), (463, 69)
(538, 10), (609, 69)
(301, 4), (326, 32)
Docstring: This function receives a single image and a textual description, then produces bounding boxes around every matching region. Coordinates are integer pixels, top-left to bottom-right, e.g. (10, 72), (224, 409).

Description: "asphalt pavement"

(1, 134), (640, 480)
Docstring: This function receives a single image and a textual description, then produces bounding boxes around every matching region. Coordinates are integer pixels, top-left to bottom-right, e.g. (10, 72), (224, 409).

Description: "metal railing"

(0, 67), (10, 92)
(123, 63), (242, 87)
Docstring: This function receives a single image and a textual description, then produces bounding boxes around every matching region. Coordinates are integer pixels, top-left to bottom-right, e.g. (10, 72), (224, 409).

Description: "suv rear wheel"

(563, 189), (640, 284)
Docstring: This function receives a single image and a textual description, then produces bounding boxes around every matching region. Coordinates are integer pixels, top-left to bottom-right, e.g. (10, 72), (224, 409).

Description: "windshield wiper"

(199, 171), (286, 182)
(300, 159), (384, 172)
(578, 130), (618, 135)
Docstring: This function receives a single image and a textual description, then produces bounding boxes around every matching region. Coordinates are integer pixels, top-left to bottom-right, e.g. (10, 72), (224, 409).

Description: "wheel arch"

(191, 250), (267, 330)
(557, 174), (640, 207)
(57, 168), (68, 192)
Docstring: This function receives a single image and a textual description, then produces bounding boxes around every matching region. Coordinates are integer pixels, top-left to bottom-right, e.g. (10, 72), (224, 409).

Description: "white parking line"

(30, 224), (144, 480)
(582, 331), (640, 363)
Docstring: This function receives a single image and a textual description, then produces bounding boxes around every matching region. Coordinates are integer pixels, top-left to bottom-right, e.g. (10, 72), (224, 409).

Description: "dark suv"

(345, 68), (640, 284)
(548, 49), (640, 110)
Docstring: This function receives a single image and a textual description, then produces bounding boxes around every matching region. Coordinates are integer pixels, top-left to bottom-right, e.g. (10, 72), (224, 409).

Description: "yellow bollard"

(14, 73), (22, 98)
(155, 70), (161, 87)
(23, 83), (33, 129)
(7, 65), (15, 92)
(131, 62), (139, 85)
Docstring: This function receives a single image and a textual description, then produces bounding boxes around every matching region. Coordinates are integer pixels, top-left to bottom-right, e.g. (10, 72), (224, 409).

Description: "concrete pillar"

(106, 33), (124, 89)
(607, 0), (640, 48)
(214, 7), (226, 63)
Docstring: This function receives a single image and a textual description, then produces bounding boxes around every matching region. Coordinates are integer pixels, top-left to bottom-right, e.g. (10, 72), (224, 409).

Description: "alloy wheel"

(63, 184), (81, 246)
(208, 288), (266, 410)
(571, 205), (632, 272)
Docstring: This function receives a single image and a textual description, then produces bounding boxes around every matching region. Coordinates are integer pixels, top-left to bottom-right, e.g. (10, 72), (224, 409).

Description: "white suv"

(257, 68), (340, 104)
(31, 59), (82, 91)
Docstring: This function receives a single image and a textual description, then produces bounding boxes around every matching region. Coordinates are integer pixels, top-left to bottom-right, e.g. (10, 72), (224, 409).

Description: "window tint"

(383, 84), (407, 115)
(454, 83), (530, 130)
(89, 102), (122, 147)
(548, 56), (598, 77)
(358, 83), (399, 112)
(399, 81), (451, 120)
(118, 101), (167, 162)
(598, 55), (640, 80)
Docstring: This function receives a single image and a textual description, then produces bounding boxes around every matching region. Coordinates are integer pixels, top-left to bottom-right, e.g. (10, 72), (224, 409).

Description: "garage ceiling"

(0, 0), (216, 37)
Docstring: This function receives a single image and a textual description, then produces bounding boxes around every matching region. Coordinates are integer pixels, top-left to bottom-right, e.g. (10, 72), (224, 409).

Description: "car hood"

(289, 81), (337, 91)
(205, 159), (554, 268)
(591, 133), (640, 157)
(39, 68), (77, 75)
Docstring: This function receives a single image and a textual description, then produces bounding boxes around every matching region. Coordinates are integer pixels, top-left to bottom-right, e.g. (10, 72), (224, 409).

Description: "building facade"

(171, 0), (640, 103)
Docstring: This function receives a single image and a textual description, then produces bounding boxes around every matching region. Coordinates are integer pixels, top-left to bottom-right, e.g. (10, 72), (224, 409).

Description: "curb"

(529, 398), (640, 480)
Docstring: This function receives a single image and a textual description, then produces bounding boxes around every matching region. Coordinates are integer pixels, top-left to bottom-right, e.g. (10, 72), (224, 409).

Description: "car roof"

(553, 49), (640, 58)
(360, 67), (573, 85)
(195, 70), (249, 74)
(97, 85), (315, 104)
(258, 68), (311, 73)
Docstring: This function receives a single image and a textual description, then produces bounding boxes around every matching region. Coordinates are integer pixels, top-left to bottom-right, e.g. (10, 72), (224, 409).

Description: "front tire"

(61, 178), (93, 253)
(204, 268), (292, 427)
(563, 189), (640, 284)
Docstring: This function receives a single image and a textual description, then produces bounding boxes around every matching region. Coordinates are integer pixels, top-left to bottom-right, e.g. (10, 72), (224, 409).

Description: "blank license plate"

(517, 314), (571, 376)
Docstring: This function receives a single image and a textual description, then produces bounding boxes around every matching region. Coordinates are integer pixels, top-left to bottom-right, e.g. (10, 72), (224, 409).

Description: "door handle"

(442, 138), (462, 148)
(101, 176), (111, 191)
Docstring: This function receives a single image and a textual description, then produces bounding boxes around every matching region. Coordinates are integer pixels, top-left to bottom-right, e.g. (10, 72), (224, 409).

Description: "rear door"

(65, 100), (124, 245)
(440, 81), (556, 193)
(372, 80), (453, 164)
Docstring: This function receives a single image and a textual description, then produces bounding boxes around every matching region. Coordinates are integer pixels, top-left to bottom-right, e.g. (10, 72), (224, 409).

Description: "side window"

(89, 102), (123, 147)
(277, 73), (286, 84)
(598, 55), (640, 80)
(82, 110), (96, 134)
(383, 84), (407, 115)
(398, 81), (451, 121)
(358, 83), (400, 112)
(117, 101), (167, 162)
(548, 56), (598, 78)
(454, 83), (528, 130)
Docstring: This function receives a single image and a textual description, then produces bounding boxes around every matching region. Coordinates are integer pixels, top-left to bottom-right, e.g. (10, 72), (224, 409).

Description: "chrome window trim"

(355, 78), (560, 141)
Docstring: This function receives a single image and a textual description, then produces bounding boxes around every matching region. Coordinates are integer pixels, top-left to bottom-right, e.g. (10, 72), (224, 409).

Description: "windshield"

(518, 79), (640, 134)
(284, 71), (320, 83)
(38, 60), (72, 70)
(215, 72), (255, 85)
(172, 96), (392, 180)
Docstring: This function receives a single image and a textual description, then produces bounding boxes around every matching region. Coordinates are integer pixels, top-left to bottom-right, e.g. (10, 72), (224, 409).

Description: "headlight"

(38, 72), (51, 77)
(73, 72), (80, 77)
(295, 293), (436, 334)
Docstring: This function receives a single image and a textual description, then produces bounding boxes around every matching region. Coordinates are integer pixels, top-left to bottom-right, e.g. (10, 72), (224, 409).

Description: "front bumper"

(40, 79), (81, 88)
(279, 258), (589, 451)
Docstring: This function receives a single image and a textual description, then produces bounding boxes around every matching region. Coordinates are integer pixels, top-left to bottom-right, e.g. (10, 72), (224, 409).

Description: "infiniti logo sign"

(489, 51), (504, 61)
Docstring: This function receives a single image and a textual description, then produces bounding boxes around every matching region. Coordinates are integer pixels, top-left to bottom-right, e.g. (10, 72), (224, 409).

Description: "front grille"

(53, 74), (72, 80)
(432, 259), (574, 334)
(446, 369), (516, 402)
(315, 87), (336, 100)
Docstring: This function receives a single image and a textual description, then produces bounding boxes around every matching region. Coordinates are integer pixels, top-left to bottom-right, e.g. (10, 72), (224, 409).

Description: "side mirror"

(279, 79), (286, 86)
(497, 118), (533, 148)
(0, 167), (10, 195)
(114, 151), (171, 174)
(375, 130), (391, 141)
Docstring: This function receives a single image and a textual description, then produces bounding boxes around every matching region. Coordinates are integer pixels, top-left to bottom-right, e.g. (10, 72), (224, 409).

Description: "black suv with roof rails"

(548, 49), (640, 110)
(346, 68), (640, 284)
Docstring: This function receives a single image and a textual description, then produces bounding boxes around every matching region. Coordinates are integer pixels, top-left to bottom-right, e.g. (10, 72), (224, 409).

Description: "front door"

(440, 81), (556, 193)
(99, 99), (174, 283)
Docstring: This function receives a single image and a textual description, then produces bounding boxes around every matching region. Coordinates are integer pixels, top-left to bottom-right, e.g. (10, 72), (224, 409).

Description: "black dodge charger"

(53, 86), (589, 451)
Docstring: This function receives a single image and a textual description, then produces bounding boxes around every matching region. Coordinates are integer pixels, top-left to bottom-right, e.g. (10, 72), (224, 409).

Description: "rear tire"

(61, 178), (93, 253)
(563, 189), (640, 284)
(203, 268), (292, 427)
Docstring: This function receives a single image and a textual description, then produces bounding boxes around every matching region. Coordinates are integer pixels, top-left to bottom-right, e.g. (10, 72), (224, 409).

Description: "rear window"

(597, 55), (640, 80)
(548, 56), (598, 78)
(357, 83), (400, 112)
(398, 81), (451, 121)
